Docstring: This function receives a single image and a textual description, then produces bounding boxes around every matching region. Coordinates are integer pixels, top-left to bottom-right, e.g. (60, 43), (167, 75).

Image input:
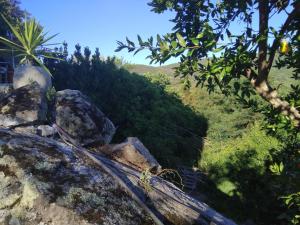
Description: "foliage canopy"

(117, 0), (300, 128)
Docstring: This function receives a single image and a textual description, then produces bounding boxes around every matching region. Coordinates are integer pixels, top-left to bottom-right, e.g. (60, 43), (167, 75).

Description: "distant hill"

(126, 62), (296, 96)
(124, 63), (178, 76)
(124, 62), (298, 142)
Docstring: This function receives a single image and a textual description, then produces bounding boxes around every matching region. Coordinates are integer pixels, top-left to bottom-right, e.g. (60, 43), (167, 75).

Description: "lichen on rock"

(0, 129), (155, 225)
(0, 82), (47, 127)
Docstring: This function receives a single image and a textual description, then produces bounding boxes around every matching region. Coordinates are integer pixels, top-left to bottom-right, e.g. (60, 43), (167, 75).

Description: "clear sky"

(20, 0), (177, 65)
(20, 1), (290, 65)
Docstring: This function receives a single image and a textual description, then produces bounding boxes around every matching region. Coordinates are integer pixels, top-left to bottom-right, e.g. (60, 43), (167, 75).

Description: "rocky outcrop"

(0, 83), (237, 225)
(55, 90), (116, 146)
(96, 137), (161, 173)
(0, 82), (47, 127)
(0, 129), (153, 225)
(0, 129), (237, 225)
(0, 84), (115, 146)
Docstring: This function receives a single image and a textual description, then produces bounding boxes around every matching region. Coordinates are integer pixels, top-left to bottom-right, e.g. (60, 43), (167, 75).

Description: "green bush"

(199, 123), (282, 180)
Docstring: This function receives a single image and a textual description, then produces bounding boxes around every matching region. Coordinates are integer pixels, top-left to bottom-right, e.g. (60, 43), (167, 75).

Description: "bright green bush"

(198, 123), (285, 223)
(199, 123), (282, 180)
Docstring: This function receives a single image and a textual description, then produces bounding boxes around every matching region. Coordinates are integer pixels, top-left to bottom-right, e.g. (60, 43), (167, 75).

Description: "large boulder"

(55, 90), (115, 146)
(0, 82), (47, 127)
(13, 65), (52, 92)
(0, 129), (154, 225)
(97, 137), (161, 173)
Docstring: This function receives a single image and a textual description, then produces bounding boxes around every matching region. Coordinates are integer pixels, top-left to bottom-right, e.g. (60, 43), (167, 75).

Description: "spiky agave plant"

(0, 14), (61, 75)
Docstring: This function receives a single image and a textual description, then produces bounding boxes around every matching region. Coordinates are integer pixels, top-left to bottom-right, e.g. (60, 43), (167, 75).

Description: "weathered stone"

(55, 90), (115, 146)
(97, 137), (161, 173)
(0, 129), (154, 225)
(0, 82), (47, 128)
(13, 65), (52, 93)
(13, 126), (38, 135)
(37, 125), (57, 137)
(0, 210), (10, 224)
(0, 84), (12, 96)
(12, 125), (57, 137)
(8, 217), (21, 225)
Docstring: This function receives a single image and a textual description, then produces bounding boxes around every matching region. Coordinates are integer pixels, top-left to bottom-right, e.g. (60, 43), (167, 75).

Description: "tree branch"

(244, 68), (300, 127)
(267, 3), (300, 72)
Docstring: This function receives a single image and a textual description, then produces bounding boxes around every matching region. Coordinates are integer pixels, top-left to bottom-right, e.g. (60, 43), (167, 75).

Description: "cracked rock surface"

(0, 129), (154, 225)
(0, 82), (47, 127)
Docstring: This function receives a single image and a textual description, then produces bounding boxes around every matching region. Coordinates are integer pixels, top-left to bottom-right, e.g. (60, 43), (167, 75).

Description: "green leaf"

(190, 38), (199, 46)
(149, 36), (153, 45)
(218, 69), (226, 81)
(40, 33), (59, 46)
(137, 35), (143, 45)
(279, 162), (284, 172)
(32, 54), (52, 77)
(157, 34), (162, 43)
(234, 82), (240, 92)
(1, 14), (27, 48)
(207, 40), (216, 48)
(171, 40), (177, 48)
(210, 64), (221, 73)
(187, 49), (194, 57)
(196, 33), (204, 39)
(0, 36), (24, 51)
(176, 33), (186, 47)
(126, 37), (135, 47)
(171, 48), (185, 55)
(159, 41), (169, 52)
(212, 46), (225, 53)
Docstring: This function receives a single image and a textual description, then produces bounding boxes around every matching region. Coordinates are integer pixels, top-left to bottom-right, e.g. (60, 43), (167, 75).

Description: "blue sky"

(20, 0), (177, 65)
(20, 1), (290, 65)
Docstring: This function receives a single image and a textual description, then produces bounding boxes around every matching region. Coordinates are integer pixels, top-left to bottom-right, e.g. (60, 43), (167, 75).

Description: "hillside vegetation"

(124, 62), (296, 223)
(47, 46), (298, 224)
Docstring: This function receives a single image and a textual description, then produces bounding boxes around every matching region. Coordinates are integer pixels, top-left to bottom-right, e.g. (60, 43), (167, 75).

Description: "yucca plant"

(0, 14), (60, 75)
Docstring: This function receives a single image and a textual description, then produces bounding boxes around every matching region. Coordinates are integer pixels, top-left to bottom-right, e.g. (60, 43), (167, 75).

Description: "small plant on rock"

(0, 14), (63, 92)
(0, 14), (60, 75)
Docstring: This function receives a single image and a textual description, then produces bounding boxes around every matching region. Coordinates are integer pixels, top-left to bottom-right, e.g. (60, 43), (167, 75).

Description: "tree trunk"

(248, 1), (300, 126)
(257, 0), (269, 81)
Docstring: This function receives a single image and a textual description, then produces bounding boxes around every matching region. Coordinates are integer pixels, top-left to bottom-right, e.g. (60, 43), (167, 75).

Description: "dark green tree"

(0, 0), (25, 37)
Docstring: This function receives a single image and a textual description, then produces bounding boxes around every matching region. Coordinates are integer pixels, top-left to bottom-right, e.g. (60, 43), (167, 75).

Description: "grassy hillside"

(125, 62), (297, 224)
(125, 63), (260, 141)
(125, 63), (297, 141)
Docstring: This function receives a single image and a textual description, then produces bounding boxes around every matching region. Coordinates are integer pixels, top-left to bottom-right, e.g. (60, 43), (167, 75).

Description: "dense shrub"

(47, 45), (208, 167)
